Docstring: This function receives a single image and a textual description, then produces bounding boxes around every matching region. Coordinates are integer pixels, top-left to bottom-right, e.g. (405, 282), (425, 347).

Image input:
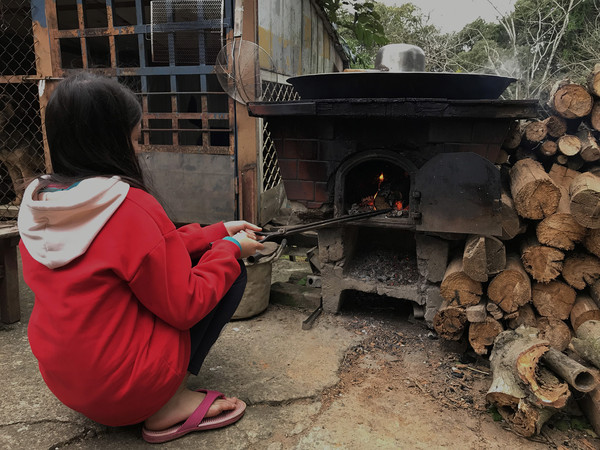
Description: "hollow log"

(562, 252), (600, 290)
(508, 304), (538, 329)
(570, 172), (600, 229)
(462, 235), (505, 282)
(502, 120), (522, 151)
(577, 388), (600, 435)
(543, 115), (568, 139)
(487, 327), (563, 436)
(510, 158), (561, 220)
(537, 165), (587, 251)
(590, 100), (600, 132)
(500, 188), (526, 241)
(556, 134), (582, 157)
(522, 120), (547, 144)
(576, 127), (600, 162)
(539, 140), (557, 157)
(571, 320), (600, 370)
(468, 316), (503, 355)
(542, 348), (599, 393)
(440, 257), (482, 306)
(532, 280), (576, 321)
(570, 295), (600, 333)
(588, 63), (600, 97)
(585, 229), (600, 258)
(549, 80), (594, 119)
(521, 234), (565, 283)
(433, 300), (467, 341)
(536, 317), (571, 352)
(487, 255), (531, 313)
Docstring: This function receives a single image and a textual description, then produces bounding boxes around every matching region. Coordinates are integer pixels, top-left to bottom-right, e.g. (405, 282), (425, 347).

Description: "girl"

(18, 73), (264, 443)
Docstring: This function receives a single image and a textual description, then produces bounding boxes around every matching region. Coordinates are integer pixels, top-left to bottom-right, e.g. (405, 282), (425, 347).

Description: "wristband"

(222, 236), (242, 252)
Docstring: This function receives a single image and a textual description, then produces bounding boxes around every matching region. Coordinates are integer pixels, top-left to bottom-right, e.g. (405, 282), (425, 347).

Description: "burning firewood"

(510, 158), (561, 220)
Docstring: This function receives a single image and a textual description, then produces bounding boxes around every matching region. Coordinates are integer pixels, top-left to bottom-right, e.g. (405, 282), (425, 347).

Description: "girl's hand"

(231, 231), (265, 259)
(224, 221), (262, 240)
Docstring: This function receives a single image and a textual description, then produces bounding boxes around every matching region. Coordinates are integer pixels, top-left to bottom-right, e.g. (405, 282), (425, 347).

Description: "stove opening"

(344, 160), (411, 214)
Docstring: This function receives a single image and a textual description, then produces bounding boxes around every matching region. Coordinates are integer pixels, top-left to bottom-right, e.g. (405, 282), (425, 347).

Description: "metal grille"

(262, 80), (299, 103)
(0, 0), (45, 219)
(261, 120), (281, 191)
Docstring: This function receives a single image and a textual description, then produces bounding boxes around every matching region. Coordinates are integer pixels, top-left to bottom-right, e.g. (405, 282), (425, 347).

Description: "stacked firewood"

(433, 65), (600, 437)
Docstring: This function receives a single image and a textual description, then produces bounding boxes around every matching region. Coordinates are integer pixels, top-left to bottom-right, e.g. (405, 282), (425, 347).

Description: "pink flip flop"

(142, 389), (246, 444)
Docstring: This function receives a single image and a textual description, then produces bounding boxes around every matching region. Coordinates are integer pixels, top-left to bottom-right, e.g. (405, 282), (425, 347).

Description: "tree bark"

(542, 348), (599, 393)
(487, 255), (531, 313)
(577, 388), (600, 436)
(570, 295), (600, 333)
(440, 257), (482, 306)
(536, 317), (571, 352)
(433, 300), (467, 341)
(587, 63), (600, 97)
(521, 234), (565, 283)
(543, 115), (568, 139)
(576, 127), (600, 162)
(570, 172), (600, 229)
(556, 134), (582, 157)
(500, 188), (526, 241)
(571, 320), (600, 370)
(510, 158), (561, 220)
(462, 235), (505, 282)
(590, 100), (600, 132)
(549, 80), (594, 119)
(468, 316), (503, 355)
(532, 280), (576, 321)
(562, 252), (600, 290)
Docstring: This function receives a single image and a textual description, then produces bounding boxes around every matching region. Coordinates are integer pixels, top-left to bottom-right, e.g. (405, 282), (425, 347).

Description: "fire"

(394, 201), (403, 210)
(378, 173), (384, 183)
(373, 173), (384, 208)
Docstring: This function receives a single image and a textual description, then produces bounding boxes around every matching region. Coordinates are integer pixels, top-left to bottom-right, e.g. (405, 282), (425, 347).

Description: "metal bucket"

(232, 241), (285, 320)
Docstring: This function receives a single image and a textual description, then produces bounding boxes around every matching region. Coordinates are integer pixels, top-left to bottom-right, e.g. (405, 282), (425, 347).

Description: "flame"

(378, 173), (384, 183)
(394, 201), (403, 210)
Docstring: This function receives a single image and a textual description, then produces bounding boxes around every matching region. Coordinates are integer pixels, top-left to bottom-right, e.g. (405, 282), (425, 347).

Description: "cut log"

(487, 301), (504, 320)
(487, 255), (531, 313)
(495, 149), (510, 165)
(502, 120), (522, 151)
(587, 63), (600, 97)
(555, 154), (569, 165)
(433, 300), (467, 341)
(591, 280), (600, 306)
(468, 316), (503, 355)
(508, 304), (538, 329)
(499, 188), (526, 241)
(487, 327), (565, 437)
(570, 172), (600, 228)
(462, 235), (505, 282)
(556, 134), (582, 157)
(466, 300), (487, 323)
(549, 80), (594, 119)
(576, 127), (600, 162)
(570, 295), (600, 332)
(542, 348), (599, 393)
(585, 228), (600, 258)
(578, 388), (600, 435)
(590, 100), (600, 132)
(543, 115), (568, 139)
(571, 320), (600, 370)
(521, 235), (565, 283)
(536, 317), (571, 352)
(532, 280), (576, 320)
(510, 158), (561, 220)
(537, 165), (587, 251)
(439, 257), (482, 306)
(522, 120), (547, 144)
(562, 252), (600, 290)
(539, 140), (557, 157)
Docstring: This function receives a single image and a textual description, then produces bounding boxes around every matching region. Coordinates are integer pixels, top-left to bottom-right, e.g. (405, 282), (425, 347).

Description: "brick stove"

(249, 96), (538, 324)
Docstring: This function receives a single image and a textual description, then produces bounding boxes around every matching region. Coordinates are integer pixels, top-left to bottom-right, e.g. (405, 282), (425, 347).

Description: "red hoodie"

(18, 177), (241, 426)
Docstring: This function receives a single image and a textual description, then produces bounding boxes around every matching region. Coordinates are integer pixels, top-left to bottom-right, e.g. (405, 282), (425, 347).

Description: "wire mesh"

(0, 0), (45, 219)
(261, 80), (299, 103)
(261, 120), (281, 191)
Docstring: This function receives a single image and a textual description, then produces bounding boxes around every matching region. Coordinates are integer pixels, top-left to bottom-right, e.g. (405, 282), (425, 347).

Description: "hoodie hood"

(18, 176), (130, 269)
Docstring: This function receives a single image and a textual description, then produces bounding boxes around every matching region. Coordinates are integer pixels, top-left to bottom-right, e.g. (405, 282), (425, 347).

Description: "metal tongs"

(255, 208), (392, 243)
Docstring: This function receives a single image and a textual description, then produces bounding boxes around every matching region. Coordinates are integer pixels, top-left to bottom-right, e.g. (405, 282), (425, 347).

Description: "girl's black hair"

(42, 72), (148, 191)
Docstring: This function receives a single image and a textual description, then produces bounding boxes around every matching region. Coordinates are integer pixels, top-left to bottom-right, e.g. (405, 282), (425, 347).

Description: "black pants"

(187, 260), (247, 375)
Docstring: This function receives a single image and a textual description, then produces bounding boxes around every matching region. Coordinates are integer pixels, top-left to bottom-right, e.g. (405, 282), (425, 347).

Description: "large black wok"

(287, 71), (516, 100)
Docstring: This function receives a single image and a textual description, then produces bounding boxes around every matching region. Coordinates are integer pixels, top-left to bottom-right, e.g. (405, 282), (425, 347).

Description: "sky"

(378, 0), (518, 33)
